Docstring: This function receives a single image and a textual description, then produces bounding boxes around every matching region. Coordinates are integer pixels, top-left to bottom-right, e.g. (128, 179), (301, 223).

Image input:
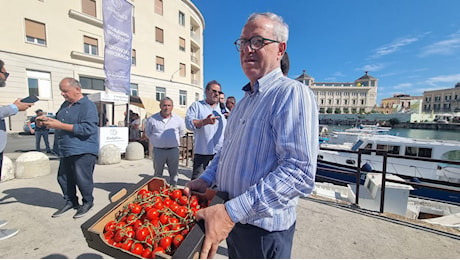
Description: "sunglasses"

(211, 89), (223, 95)
(1, 71), (9, 79)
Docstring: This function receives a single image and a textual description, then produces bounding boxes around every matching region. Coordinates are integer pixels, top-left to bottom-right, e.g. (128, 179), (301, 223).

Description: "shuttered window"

(156, 56), (164, 72)
(180, 63), (186, 77)
(25, 19), (46, 45)
(84, 36), (98, 55)
(132, 49), (136, 65)
(82, 0), (96, 17)
(155, 27), (164, 43)
(179, 37), (185, 51)
(155, 0), (163, 15)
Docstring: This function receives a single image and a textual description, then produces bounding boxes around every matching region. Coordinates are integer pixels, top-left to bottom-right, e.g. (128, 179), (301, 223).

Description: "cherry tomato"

(141, 247), (152, 258)
(146, 208), (160, 221)
(153, 246), (165, 255)
(159, 213), (169, 225)
(104, 220), (117, 232)
(173, 234), (184, 248)
(176, 206), (188, 218)
(171, 189), (182, 200)
(131, 243), (144, 255)
(189, 198), (199, 208)
(153, 201), (164, 210)
(178, 195), (188, 205)
(122, 239), (134, 251)
(130, 203), (142, 214)
(132, 219), (143, 231)
(159, 236), (172, 250)
(163, 197), (173, 207)
(136, 227), (150, 241)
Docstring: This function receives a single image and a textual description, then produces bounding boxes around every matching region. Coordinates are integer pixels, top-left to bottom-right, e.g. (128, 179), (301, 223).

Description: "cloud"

(419, 30), (460, 57)
(392, 83), (413, 90)
(371, 35), (422, 58)
(357, 64), (385, 72)
(426, 73), (460, 86)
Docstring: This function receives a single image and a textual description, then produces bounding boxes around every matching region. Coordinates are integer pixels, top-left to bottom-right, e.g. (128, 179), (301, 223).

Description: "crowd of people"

(0, 11), (319, 259)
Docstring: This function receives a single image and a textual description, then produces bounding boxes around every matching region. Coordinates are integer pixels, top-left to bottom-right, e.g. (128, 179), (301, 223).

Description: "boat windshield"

(351, 139), (364, 151)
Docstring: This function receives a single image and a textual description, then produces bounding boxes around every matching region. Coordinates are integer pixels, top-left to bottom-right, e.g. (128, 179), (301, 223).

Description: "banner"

(103, 0), (133, 94)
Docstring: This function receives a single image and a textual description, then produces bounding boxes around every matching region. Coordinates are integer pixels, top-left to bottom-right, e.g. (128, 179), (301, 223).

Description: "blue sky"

(191, 0), (460, 104)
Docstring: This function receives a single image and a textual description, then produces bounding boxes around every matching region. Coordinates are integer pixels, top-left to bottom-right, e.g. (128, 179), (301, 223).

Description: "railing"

(318, 146), (460, 212)
(179, 132), (194, 167)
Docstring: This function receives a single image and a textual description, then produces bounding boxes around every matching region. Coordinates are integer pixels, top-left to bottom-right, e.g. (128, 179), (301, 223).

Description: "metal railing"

(318, 146), (460, 212)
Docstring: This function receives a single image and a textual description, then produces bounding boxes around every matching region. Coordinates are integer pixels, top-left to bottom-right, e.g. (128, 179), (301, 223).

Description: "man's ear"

(278, 42), (287, 58)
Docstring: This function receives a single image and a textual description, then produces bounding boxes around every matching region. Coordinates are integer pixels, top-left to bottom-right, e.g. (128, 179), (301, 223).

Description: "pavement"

(0, 152), (460, 259)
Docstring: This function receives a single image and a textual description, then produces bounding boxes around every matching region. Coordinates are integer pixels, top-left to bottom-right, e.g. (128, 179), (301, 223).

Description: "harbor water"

(327, 125), (460, 142)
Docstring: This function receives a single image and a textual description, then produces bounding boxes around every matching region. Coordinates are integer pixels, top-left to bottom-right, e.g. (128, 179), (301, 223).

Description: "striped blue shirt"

(185, 100), (227, 155)
(200, 68), (319, 232)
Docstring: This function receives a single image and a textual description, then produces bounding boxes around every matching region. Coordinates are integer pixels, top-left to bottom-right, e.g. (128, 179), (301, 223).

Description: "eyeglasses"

(210, 89), (223, 95)
(234, 36), (280, 52)
(0, 71), (9, 79)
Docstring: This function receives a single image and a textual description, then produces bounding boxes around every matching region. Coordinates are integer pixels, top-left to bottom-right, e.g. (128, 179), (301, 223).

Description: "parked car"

(23, 114), (55, 134)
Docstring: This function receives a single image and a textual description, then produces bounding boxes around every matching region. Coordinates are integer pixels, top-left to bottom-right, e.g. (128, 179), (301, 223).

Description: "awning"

(129, 96), (186, 119)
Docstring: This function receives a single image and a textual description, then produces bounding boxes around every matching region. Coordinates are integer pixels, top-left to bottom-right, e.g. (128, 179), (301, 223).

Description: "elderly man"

(145, 97), (185, 187)
(185, 12), (318, 258)
(40, 77), (99, 219)
(0, 59), (34, 240)
(185, 80), (227, 180)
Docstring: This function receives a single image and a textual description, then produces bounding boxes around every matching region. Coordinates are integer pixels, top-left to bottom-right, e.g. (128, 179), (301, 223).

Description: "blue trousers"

(226, 222), (296, 259)
(57, 154), (96, 205)
(35, 130), (51, 152)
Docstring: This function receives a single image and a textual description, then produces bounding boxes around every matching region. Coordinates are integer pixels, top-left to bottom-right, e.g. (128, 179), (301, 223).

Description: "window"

(84, 36), (98, 55)
(179, 37), (186, 52)
(195, 92), (200, 101)
(179, 63), (186, 77)
(179, 90), (187, 106)
(336, 99), (340, 105)
(179, 11), (185, 26)
(130, 83), (138, 96)
(80, 76), (104, 90)
(156, 87), (166, 101)
(132, 49), (136, 65)
(27, 70), (51, 99)
(25, 19), (46, 45)
(154, 0), (163, 15)
(156, 56), (164, 72)
(82, 0), (96, 17)
(155, 27), (164, 43)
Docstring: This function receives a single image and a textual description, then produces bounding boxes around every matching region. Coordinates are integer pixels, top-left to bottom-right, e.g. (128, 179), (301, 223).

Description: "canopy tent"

(129, 96), (187, 119)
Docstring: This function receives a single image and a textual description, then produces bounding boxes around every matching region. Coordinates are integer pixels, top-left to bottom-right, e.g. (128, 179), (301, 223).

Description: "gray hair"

(247, 12), (289, 42)
(62, 77), (82, 89)
(160, 96), (174, 105)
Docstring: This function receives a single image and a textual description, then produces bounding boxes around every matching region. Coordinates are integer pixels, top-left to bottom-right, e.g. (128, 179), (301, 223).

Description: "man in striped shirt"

(185, 12), (319, 259)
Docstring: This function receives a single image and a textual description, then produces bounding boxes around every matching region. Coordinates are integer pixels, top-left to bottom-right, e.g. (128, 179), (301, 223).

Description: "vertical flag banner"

(103, 0), (133, 94)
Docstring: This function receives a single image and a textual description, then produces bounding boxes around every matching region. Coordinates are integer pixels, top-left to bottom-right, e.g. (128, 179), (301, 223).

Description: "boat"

(327, 124), (392, 144)
(317, 134), (460, 204)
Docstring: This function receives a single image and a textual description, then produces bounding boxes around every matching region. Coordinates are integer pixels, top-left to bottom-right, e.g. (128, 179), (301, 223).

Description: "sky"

(191, 0), (460, 105)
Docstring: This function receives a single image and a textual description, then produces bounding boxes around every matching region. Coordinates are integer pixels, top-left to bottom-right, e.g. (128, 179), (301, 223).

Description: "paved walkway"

(0, 152), (459, 258)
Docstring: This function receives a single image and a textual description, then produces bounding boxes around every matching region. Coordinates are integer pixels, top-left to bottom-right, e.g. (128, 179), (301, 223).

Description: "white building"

(296, 70), (378, 114)
(0, 0), (204, 132)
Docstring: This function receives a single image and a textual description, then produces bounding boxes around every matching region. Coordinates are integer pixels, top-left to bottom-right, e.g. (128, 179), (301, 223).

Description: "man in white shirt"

(145, 97), (186, 186)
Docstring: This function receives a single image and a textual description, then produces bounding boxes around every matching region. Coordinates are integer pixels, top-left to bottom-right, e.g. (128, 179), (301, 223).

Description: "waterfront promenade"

(0, 152), (459, 258)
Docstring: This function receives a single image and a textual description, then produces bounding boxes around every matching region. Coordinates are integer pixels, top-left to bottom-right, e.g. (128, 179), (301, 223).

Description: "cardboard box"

(81, 177), (227, 259)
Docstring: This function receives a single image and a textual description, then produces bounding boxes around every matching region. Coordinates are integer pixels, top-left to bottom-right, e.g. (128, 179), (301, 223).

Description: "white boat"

(317, 134), (460, 204)
(327, 124), (392, 144)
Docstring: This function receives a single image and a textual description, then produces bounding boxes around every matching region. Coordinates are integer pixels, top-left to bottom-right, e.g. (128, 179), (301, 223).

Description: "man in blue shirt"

(39, 77), (99, 219)
(27, 109), (52, 153)
(185, 12), (318, 258)
(185, 80), (226, 180)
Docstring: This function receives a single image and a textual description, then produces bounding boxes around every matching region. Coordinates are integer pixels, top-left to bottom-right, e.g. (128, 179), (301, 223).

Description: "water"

(326, 125), (460, 142)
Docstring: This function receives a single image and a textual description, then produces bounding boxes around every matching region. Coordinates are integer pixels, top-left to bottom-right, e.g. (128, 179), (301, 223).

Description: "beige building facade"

(422, 82), (460, 114)
(295, 71), (378, 114)
(380, 94), (423, 114)
(0, 0), (204, 132)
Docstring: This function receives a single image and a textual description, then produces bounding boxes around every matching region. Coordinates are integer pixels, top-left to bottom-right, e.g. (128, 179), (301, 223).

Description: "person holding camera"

(28, 109), (52, 153)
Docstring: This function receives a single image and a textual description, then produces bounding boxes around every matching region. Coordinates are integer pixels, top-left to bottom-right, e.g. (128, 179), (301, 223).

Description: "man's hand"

(13, 99), (33, 111)
(37, 116), (62, 130)
(196, 204), (235, 259)
(183, 178), (209, 196)
(203, 114), (220, 125)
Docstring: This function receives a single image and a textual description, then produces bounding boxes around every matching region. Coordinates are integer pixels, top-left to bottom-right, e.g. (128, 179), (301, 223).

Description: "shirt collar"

(241, 68), (283, 94)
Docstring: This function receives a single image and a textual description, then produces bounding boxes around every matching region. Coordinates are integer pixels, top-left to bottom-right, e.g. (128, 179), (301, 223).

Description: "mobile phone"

(21, 95), (39, 103)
